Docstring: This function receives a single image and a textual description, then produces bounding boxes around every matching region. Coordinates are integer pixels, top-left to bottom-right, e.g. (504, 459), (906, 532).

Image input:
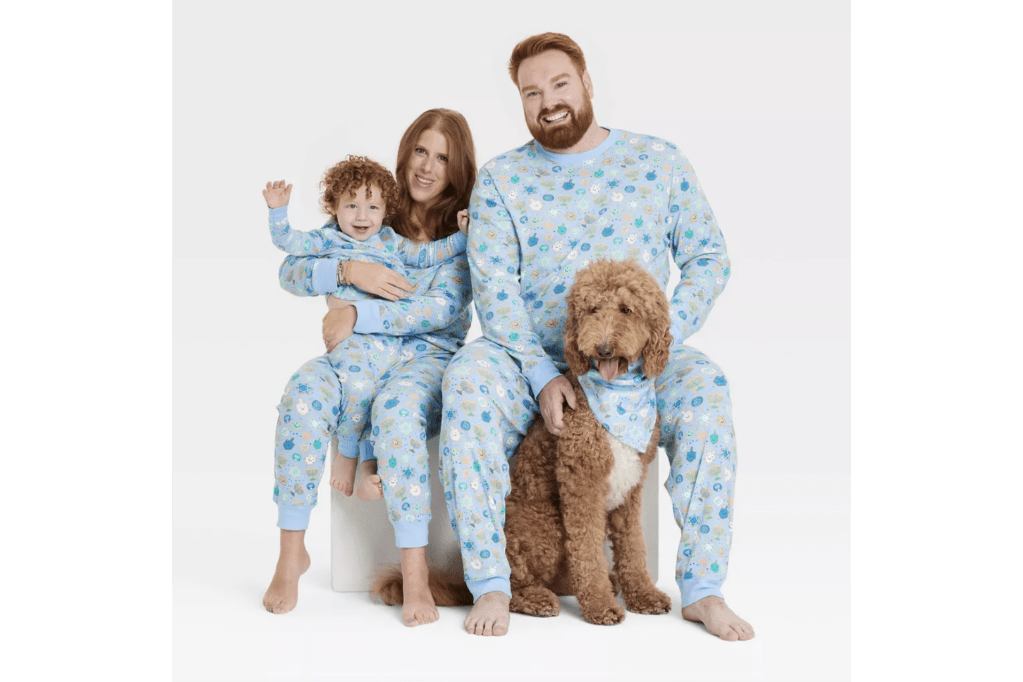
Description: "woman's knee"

(279, 357), (342, 432)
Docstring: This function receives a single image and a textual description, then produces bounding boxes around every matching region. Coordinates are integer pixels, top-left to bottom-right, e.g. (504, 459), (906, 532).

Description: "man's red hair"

(508, 32), (587, 87)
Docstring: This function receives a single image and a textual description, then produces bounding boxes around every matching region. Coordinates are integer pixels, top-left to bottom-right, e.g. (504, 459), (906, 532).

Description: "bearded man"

(440, 32), (754, 641)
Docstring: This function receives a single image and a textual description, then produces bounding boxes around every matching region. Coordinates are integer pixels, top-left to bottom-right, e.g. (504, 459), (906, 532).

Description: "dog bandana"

(576, 360), (658, 452)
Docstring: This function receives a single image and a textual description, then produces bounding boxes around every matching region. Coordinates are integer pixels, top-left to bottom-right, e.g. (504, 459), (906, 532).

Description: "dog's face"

(563, 260), (673, 381)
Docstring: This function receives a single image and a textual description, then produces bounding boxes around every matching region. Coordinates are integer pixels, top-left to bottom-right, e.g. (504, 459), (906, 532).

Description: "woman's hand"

(263, 179), (292, 208)
(346, 261), (414, 301)
(457, 209), (470, 234)
(322, 306), (357, 352)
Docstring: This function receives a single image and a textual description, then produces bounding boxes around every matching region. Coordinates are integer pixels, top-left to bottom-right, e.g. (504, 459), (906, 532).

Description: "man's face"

(517, 50), (594, 151)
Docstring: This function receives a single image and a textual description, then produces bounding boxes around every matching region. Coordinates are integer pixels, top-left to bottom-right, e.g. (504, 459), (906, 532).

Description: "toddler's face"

(335, 184), (385, 241)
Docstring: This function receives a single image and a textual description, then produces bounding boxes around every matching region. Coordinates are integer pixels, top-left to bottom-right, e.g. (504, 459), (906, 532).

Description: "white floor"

(173, 470), (849, 681)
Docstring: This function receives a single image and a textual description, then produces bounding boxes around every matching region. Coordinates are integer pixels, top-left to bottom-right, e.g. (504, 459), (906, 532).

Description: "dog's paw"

(510, 587), (561, 617)
(623, 587), (672, 615)
(581, 600), (626, 625)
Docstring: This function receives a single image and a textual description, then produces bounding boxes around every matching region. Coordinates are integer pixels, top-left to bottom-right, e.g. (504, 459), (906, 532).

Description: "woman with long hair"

(264, 109), (476, 628)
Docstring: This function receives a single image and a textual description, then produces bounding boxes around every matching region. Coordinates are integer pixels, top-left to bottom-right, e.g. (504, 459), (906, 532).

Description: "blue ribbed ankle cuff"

(359, 440), (375, 463)
(678, 577), (724, 608)
(466, 576), (511, 602)
(391, 520), (429, 548)
(277, 503), (314, 531)
(334, 436), (360, 459)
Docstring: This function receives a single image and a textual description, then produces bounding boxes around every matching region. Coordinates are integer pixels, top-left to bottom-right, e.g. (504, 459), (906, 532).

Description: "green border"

(8, 2), (169, 678)
(855, 2), (1014, 678)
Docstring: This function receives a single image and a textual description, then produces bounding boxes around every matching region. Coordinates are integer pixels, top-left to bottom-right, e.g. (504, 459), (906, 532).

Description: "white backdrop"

(173, 1), (849, 679)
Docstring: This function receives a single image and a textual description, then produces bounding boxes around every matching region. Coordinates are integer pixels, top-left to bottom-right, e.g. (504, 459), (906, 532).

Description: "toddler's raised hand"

(263, 179), (293, 209)
(457, 209), (470, 234)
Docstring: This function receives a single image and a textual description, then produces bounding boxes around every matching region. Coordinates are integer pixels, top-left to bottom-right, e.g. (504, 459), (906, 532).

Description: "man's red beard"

(527, 93), (594, 151)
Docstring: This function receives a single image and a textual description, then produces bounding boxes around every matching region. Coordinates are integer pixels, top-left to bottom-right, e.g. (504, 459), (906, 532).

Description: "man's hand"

(347, 261), (414, 301)
(537, 375), (577, 437)
(263, 179), (292, 208)
(457, 209), (470, 234)
(322, 305), (357, 352)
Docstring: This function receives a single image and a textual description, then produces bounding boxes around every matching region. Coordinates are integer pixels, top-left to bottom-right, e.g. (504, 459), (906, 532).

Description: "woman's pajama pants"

(273, 334), (450, 547)
(439, 338), (738, 607)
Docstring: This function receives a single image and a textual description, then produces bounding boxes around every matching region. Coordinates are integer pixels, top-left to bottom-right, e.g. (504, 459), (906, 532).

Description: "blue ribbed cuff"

(466, 576), (511, 602)
(391, 520), (429, 548)
(334, 433), (362, 459)
(268, 205), (289, 223)
(678, 576), (724, 608)
(352, 300), (384, 334)
(359, 440), (375, 463)
(443, 230), (467, 257)
(311, 258), (341, 294)
(277, 503), (314, 531)
(525, 359), (565, 400)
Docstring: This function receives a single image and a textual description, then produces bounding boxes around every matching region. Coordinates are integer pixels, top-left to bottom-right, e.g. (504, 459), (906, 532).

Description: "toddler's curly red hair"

(320, 155), (398, 222)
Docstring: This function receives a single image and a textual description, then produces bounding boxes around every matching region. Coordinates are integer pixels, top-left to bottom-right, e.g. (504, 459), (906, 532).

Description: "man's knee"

(658, 350), (732, 444)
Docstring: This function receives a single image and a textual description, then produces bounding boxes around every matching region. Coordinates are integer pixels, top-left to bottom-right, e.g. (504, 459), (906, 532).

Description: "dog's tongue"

(599, 358), (620, 381)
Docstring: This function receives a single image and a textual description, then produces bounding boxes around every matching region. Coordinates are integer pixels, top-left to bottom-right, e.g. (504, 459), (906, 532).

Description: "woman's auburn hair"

(319, 155), (398, 222)
(389, 108), (476, 241)
(507, 32), (587, 86)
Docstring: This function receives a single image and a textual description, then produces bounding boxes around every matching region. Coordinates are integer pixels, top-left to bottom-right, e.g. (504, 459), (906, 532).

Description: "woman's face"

(406, 128), (450, 209)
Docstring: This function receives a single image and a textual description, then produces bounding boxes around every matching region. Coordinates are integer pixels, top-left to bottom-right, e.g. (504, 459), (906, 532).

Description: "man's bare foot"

(465, 591), (510, 636)
(262, 529), (310, 614)
(356, 460), (383, 500)
(400, 547), (439, 627)
(681, 595), (755, 641)
(330, 452), (358, 496)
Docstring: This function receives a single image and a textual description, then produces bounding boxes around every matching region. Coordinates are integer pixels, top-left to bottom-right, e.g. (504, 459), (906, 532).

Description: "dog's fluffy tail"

(370, 564), (473, 607)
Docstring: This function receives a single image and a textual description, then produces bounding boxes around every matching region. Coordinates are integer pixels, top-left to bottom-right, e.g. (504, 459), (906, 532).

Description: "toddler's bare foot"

(465, 591), (510, 636)
(262, 530), (310, 614)
(330, 452), (358, 496)
(401, 548), (439, 627)
(681, 596), (755, 641)
(356, 474), (382, 499)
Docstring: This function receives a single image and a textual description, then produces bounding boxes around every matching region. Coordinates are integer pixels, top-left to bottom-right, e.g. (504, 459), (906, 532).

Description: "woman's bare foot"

(681, 595), (755, 641)
(465, 591), (510, 636)
(262, 529), (310, 614)
(330, 452), (358, 496)
(400, 547), (439, 627)
(356, 459), (383, 500)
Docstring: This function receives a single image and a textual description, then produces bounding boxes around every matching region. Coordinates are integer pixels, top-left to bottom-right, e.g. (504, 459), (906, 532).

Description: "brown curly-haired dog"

(505, 259), (674, 625)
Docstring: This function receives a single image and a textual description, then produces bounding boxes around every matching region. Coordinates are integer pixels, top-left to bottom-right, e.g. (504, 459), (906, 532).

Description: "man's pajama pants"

(439, 338), (738, 607)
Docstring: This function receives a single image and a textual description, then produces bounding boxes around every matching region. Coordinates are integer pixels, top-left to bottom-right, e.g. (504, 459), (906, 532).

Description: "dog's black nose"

(597, 342), (614, 359)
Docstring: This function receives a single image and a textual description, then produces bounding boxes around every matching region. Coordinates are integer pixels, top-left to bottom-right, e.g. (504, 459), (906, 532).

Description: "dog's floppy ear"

(641, 289), (673, 378)
(562, 299), (590, 378)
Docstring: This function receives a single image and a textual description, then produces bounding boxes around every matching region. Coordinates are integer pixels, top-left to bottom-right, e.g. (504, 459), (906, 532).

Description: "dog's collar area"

(576, 366), (658, 453)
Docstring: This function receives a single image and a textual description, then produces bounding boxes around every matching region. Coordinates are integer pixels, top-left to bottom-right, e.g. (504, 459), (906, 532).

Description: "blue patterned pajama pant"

(440, 338), (737, 607)
(274, 334), (452, 547)
(273, 333), (400, 530)
(367, 342), (450, 548)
